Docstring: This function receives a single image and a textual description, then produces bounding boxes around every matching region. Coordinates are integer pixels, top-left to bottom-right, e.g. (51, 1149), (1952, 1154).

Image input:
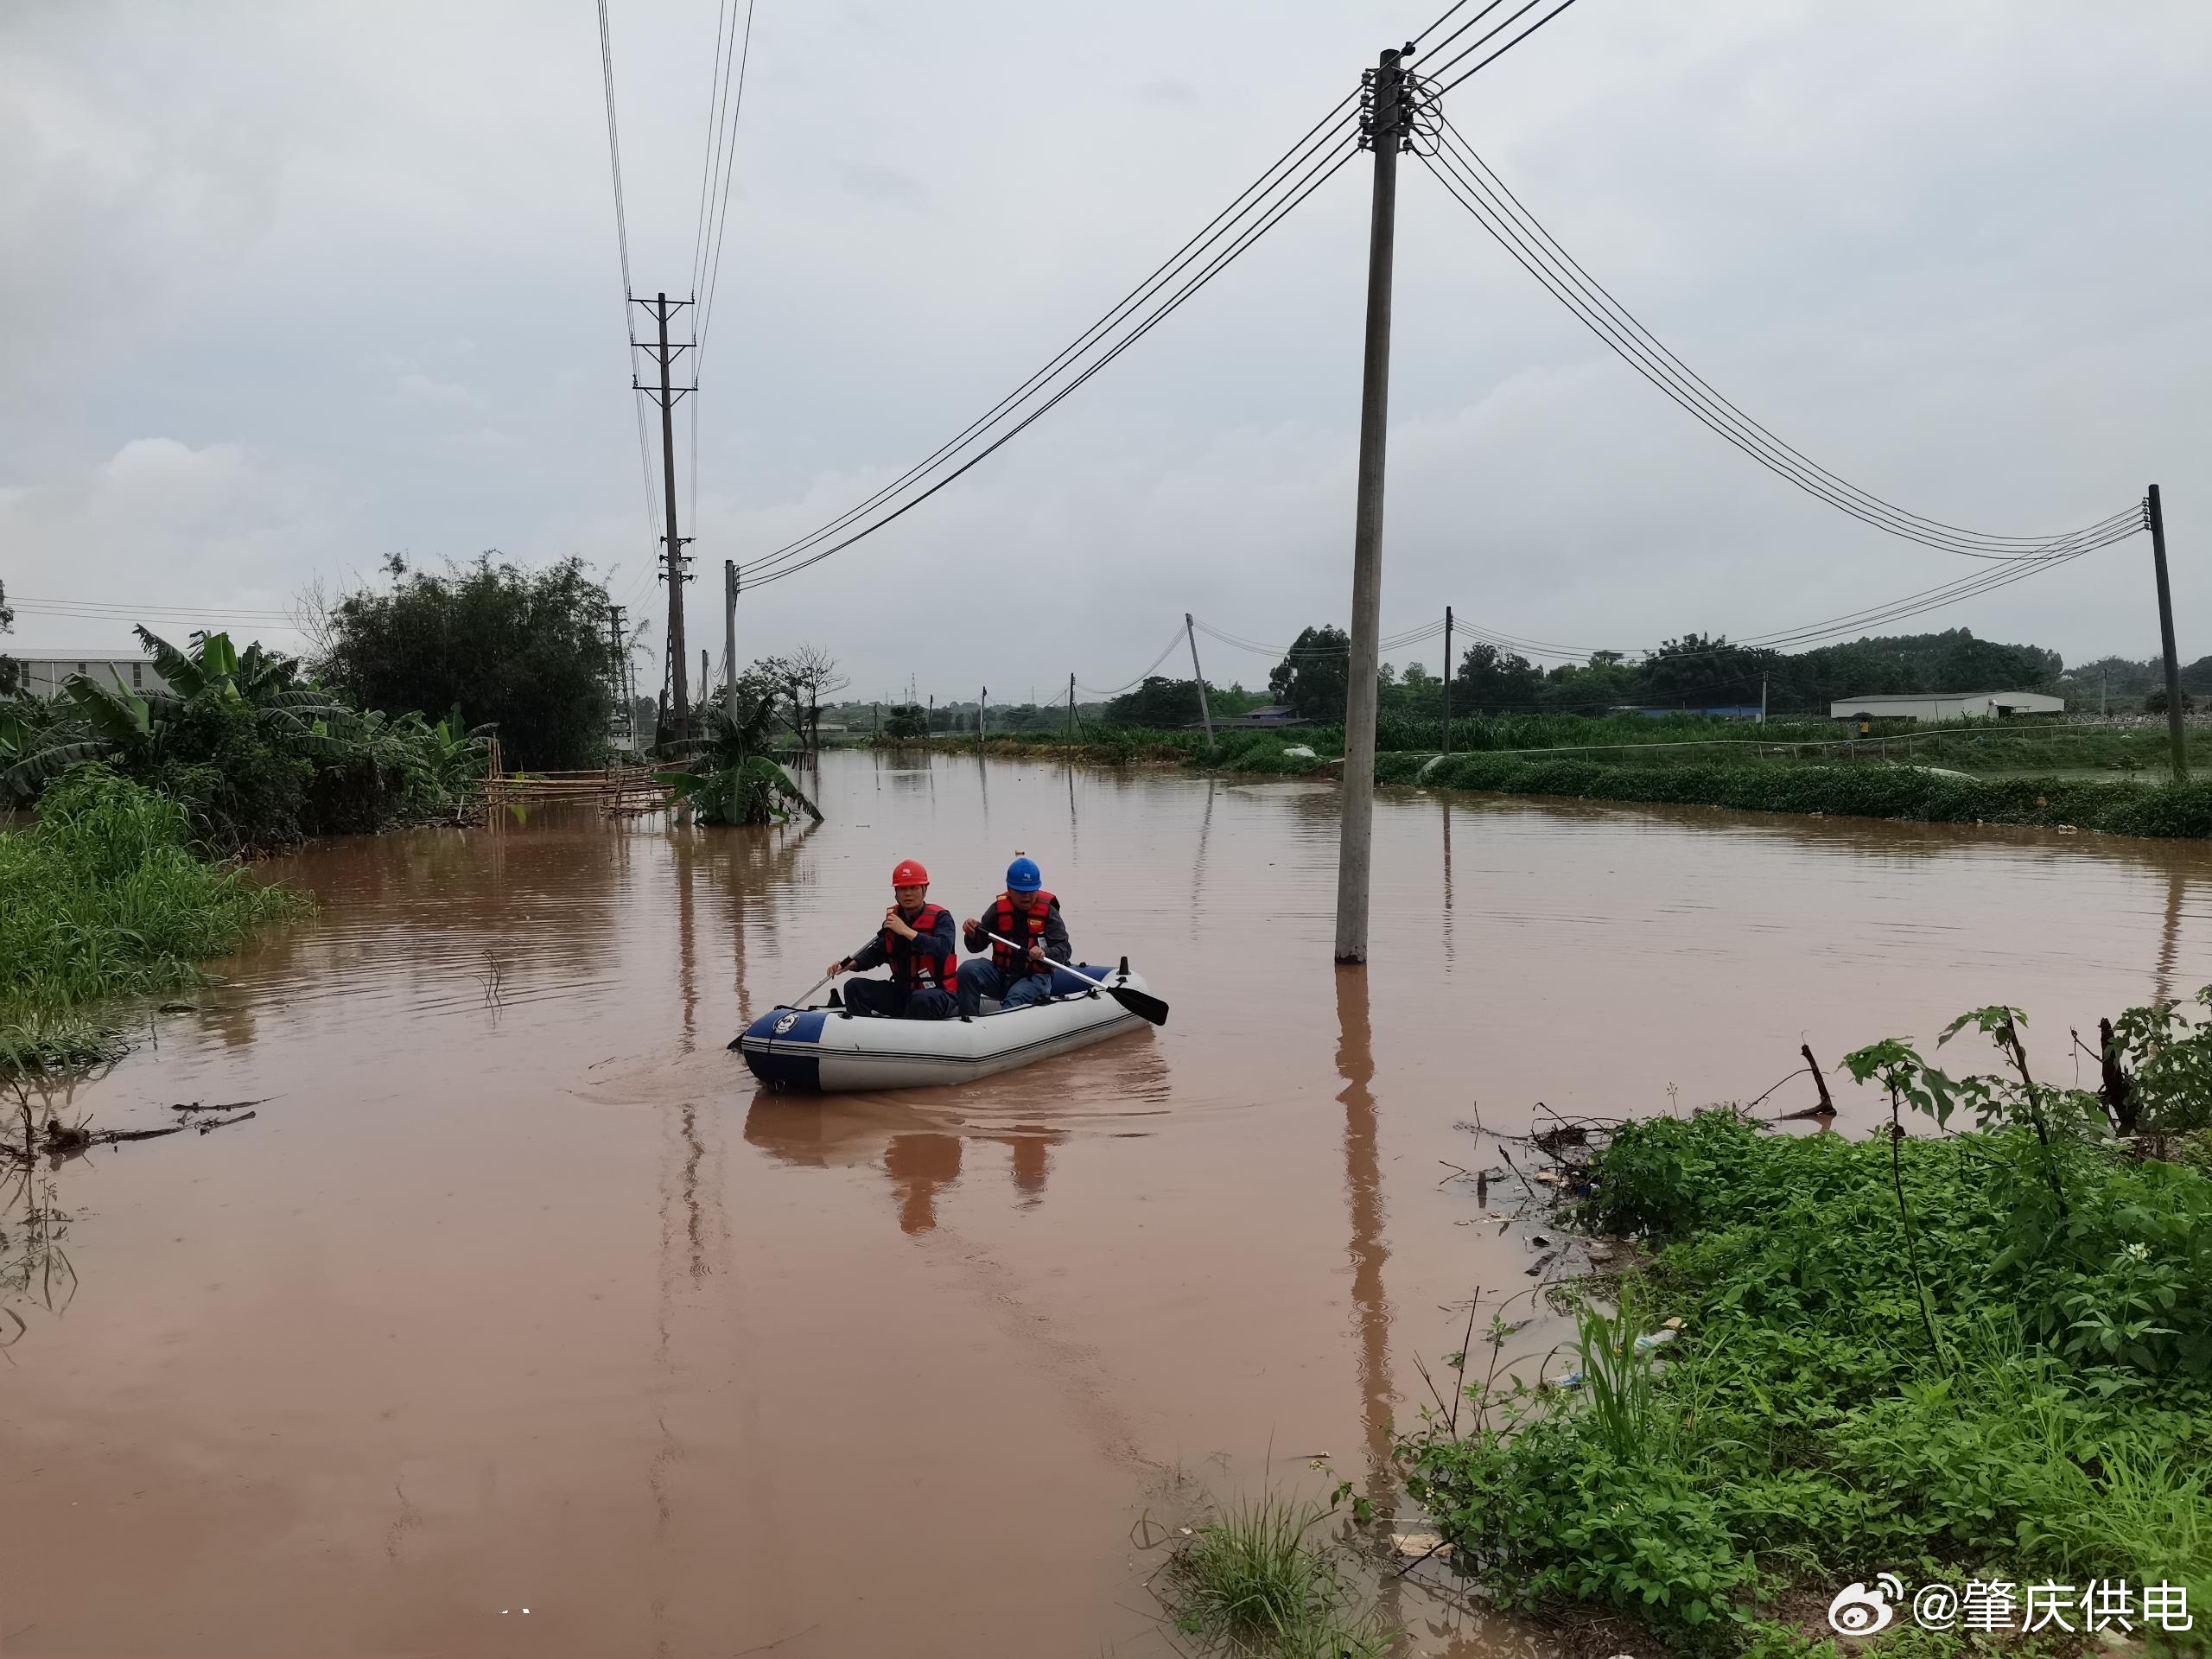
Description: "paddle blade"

(1109, 984), (1169, 1027)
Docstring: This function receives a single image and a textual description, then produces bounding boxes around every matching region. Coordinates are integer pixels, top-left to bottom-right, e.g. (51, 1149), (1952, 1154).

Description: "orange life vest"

(990, 891), (1057, 975)
(884, 903), (957, 994)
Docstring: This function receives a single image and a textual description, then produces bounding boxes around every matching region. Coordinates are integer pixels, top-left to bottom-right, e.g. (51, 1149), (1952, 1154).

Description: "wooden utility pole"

(632, 292), (695, 741)
(1334, 47), (1408, 964)
(1440, 605), (1453, 755)
(1185, 613), (1216, 747)
(723, 559), (739, 715)
(2150, 485), (2188, 781)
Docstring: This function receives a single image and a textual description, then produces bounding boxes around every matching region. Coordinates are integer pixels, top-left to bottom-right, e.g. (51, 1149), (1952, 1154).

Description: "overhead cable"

(597, 0), (667, 579)
(734, 91), (1364, 588)
(1420, 116), (2138, 560)
(736, 129), (1361, 591)
(1422, 0), (1585, 95)
(1074, 626), (1191, 697)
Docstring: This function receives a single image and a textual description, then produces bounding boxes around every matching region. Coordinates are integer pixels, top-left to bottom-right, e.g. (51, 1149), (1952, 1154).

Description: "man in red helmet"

(827, 858), (959, 1020)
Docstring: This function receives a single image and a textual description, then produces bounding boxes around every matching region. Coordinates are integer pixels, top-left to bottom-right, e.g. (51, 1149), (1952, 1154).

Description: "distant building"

(1621, 704), (1764, 721)
(1195, 703), (1312, 730)
(1827, 690), (2065, 723)
(9, 652), (169, 702)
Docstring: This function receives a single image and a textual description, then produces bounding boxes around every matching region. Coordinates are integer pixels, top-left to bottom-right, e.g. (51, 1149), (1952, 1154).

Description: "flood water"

(6, 752), (2210, 1656)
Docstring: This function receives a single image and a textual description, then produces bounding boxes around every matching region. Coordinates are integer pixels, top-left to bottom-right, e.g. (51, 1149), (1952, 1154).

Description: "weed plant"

(1403, 1007), (2212, 1652)
(0, 767), (303, 1070)
(1157, 1493), (1395, 1659)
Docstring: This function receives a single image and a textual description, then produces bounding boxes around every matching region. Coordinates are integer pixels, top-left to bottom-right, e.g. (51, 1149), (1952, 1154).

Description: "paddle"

(725, 974), (834, 1050)
(986, 933), (1168, 1027)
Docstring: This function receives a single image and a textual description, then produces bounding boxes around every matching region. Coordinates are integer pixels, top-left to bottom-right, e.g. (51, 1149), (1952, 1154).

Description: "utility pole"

(2101, 664), (2108, 718)
(607, 604), (631, 750)
(928, 692), (935, 738)
(1185, 613), (1216, 747)
(1440, 605), (1453, 755)
(723, 559), (738, 715)
(2149, 485), (2188, 781)
(1067, 673), (1077, 740)
(1334, 47), (1409, 964)
(980, 687), (988, 743)
(1759, 675), (1768, 727)
(632, 291), (696, 741)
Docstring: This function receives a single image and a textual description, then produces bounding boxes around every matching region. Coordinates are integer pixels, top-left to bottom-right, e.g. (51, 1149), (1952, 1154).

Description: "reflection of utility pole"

(1185, 613), (1216, 748)
(632, 292), (696, 741)
(2149, 486), (2188, 781)
(1335, 47), (1410, 964)
(1333, 961), (1402, 1637)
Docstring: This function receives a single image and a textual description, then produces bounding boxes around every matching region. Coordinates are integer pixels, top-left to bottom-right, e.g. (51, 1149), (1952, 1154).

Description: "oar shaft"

(985, 933), (1108, 988)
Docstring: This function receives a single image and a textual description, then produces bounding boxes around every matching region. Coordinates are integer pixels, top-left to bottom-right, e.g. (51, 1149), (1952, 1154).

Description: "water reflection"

(1334, 965), (1396, 1510)
(743, 1098), (1072, 1236)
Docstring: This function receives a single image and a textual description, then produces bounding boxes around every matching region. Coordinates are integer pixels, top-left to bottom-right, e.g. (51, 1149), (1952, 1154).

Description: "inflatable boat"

(736, 962), (1154, 1093)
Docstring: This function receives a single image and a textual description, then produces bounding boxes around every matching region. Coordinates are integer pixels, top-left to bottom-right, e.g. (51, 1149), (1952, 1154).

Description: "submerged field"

(10, 753), (2212, 1655)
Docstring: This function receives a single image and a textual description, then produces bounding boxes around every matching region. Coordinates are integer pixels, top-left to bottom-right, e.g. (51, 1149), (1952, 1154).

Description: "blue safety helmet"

(1006, 855), (1043, 893)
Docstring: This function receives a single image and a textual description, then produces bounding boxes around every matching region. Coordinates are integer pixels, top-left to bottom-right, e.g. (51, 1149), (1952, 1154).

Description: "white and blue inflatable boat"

(736, 963), (1154, 1092)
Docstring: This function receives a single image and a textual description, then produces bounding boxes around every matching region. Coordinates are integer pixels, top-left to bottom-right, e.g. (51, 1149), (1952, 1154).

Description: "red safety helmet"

(891, 858), (930, 887)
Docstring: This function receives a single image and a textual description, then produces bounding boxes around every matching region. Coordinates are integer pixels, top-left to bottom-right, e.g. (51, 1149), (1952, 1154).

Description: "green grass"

(1402, 1105), (2212, 1653)
(0, 766), (304, 1071)
(1156, 1493), (1396, 1659)
(1376, 750), (2212, 836)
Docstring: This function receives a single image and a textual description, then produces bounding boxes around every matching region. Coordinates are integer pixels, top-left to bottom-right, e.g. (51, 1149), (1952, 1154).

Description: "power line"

(596, 0), (667, 594)
(1423, 0), (1586, 96)
(1419, 114), (2139, 560)
(734, 90), (1365, 587)
(696, 0), (759, 356)
(737, 130), (1361, 592)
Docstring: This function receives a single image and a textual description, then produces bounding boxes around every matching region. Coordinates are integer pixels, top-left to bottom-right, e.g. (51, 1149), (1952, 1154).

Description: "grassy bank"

(1376, 751), (2212, 836)
(1401, 999), (2212, 1655)
(886, 717), (2212, 836)
(0, 768), (303, 1071)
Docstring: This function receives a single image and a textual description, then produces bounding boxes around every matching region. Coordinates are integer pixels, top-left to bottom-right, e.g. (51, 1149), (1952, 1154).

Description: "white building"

(8, 652), (169, 702)
(1827, 690), (2066, 723)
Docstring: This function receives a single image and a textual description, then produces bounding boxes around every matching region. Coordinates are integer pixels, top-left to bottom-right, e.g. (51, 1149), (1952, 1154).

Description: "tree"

(1637, 634), (1777, 709)
(1103, 676), (1210, 728)
(1268, 626), (1351, 721)
(2146, 687), (2195, 715)
(658, 664), (822, 825)
(1449, 642), (1543, 712)
(320, 553), (613, 770)
(779, 644), (849, 751)
(883, 703), (928, 740)
(1537, 654), (1640, 715)
(3, 627), (486, 847)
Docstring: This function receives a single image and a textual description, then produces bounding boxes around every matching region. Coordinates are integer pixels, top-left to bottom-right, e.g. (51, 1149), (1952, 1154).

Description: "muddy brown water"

(5, 752), (2209, 1656)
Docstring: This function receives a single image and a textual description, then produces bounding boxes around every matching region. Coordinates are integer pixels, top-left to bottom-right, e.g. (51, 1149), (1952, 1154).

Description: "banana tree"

(656, 671), (823, 826)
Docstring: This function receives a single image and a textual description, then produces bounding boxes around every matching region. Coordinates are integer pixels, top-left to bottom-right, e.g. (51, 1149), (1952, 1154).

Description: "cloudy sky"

(3, 0), (2208, 703)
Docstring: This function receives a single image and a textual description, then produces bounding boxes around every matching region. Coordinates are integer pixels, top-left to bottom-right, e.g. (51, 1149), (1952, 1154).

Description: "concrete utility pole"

(1185, 613), (1216, 747)
(632, 292), (696, 741)
(1440, 605), (1453, 755)
(2149, 485), (2188, 781)
(1334, 47), (1409, 964)
(1759, 675), (1768, 727)
(980, 687), (988, 742)
(1067, 673), (1077, 740)
(723, 559), (739, 715)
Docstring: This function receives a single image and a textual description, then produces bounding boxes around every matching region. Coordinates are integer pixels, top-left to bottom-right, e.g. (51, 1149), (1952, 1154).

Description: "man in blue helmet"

(957, 855), (1072, 1016)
